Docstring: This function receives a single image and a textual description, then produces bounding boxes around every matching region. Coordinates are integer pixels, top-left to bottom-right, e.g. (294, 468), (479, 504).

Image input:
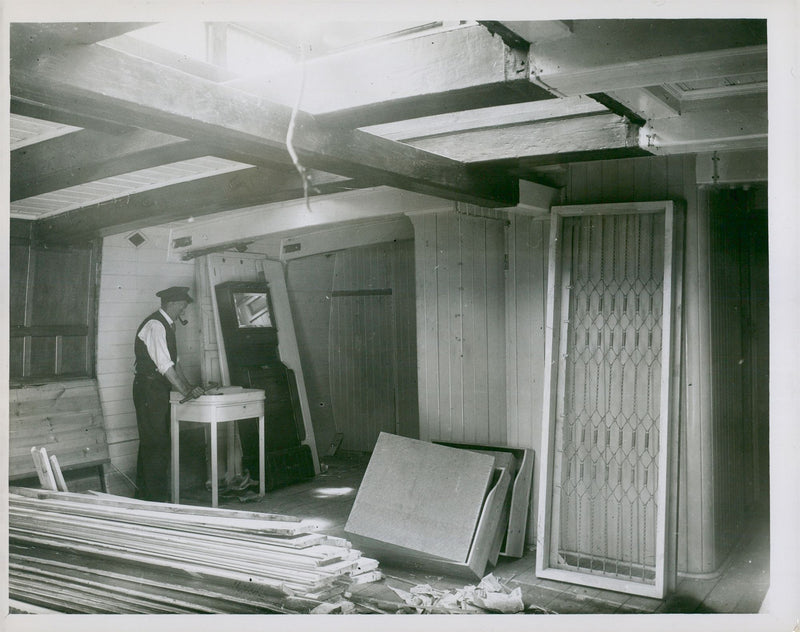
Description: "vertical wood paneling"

(505, 214), (550, 543)
(461, 213), (479, 445)
(441, 213), (462, 440)
(329, 246), (396, 453)
(285, 254), (337, 455)
(412, 212), (440, 442)
(707, 188), (765, 566)
(486, 215), (507, 445)
(294, 240), (417, 455)
(394, 239), (420, 440)
(96, 228), (199, 496)
(411, 208), (506, 446)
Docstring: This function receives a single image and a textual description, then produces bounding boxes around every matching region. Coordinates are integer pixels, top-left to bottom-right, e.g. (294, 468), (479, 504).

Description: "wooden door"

(328, 247), (399, 453)
(537, 201), (680, 598)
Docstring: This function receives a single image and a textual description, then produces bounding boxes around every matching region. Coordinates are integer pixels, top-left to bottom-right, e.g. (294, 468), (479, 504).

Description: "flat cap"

(156, 286), (194, 304)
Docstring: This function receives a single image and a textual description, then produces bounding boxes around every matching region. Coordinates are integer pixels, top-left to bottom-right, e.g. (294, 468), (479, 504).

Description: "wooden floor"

(192, 451), (770, 615)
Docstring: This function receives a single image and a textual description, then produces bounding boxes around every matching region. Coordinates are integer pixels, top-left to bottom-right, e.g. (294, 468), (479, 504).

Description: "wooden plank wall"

(9, 219), (97, 381)
(285, 254), (338, 456)
(505, 213), (549, 544)
(95, 228), (200, 496)
(562, 154), (717, 575)
(9, 379), (108, 489)
(392, 239), (419, 441)
(285, 240), (418, 456)
(410, 206), (507, 447)
(707, 188), (767, 565)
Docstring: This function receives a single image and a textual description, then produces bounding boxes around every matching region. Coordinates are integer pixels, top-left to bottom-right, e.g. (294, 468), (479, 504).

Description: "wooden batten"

(8, 490), (379, 613)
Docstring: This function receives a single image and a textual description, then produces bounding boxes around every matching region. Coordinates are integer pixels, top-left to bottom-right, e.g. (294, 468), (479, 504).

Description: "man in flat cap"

(133, 286), (204, 502)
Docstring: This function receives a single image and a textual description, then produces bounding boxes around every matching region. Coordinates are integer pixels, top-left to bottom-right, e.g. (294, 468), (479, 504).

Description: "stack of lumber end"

(8, 487), (380, 613)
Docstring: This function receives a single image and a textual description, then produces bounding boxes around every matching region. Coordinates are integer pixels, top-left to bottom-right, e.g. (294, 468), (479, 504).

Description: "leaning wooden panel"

(345, 432), (495, 563)
(344, 464), (511, 580)
(536, 201), (681, 598)
(434, 441), (534, 558)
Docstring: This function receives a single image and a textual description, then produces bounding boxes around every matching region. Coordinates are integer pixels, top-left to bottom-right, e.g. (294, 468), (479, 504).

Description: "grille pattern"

(551, 213), (665, 583)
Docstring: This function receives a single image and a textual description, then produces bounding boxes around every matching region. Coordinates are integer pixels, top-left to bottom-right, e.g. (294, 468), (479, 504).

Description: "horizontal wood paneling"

(96, 227), (200, 497)
(9, 379), (108, 480)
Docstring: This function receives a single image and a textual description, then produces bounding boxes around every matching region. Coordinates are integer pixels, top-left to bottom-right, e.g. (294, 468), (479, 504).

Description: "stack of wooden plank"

(8, 487), (379, 613)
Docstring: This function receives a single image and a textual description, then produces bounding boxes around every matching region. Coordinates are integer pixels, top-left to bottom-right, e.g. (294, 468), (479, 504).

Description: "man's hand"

(186, 385), (205, 400)
(178, 385), (205, 404)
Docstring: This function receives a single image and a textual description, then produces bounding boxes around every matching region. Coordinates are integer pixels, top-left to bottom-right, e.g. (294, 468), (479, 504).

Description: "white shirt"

(137, 309), (175, 375)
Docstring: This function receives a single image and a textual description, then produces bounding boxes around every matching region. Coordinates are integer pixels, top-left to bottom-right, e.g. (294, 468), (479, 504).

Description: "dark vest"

(134, 311), (177, 383)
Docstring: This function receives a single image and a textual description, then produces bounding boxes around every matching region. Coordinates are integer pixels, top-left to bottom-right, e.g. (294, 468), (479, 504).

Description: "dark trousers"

(133, 375), (171, 502)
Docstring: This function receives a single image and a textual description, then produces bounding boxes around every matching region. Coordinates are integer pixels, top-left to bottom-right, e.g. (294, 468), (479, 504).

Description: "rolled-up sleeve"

(137, 320), (175, 374)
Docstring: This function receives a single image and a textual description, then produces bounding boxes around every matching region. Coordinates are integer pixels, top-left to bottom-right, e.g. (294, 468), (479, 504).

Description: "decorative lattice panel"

(537, 202), (678, 598)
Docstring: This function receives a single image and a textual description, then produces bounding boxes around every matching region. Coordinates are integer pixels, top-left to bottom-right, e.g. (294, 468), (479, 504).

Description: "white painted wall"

(96, 227), (201, 496)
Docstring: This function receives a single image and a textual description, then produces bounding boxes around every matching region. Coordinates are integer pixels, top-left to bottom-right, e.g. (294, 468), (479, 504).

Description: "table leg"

(226, 422), (236, 483)
(210, 421), (218, 508)
(170, 404), (179, 504)
(258, 415), (265, 498)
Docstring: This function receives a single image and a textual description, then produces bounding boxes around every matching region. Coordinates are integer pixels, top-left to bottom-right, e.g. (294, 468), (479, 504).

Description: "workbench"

(170, 387), (265, 507)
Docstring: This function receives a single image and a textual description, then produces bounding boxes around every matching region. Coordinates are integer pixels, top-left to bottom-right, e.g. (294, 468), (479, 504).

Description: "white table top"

(169, 386), (265, 405)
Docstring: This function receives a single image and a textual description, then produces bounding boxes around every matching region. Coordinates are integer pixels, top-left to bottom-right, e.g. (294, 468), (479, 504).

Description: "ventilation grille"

(127, 231), (147, 248)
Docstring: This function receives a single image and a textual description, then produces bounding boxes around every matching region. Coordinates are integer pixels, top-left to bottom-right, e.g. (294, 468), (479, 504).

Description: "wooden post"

(30, 446), (57, 491)
(49, 454), (69, 492)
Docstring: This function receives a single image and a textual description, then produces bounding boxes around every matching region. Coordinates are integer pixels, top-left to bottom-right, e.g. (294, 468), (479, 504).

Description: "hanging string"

(286, 36), (313, 212)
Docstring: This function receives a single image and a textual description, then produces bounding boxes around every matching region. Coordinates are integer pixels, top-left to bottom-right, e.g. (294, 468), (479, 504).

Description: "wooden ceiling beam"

(10, 22), (150, 64)
(33, 167), (356, 244)
(373, 112), (646, 164)
(534, 44), (767, 97)
(363, 97), (608, 141)
(11, 129), (210, 201)
(227, 23), (553, 128)
(643, 93), (768, 155)
(512, 19), (766, 97)
(11, 96), (132, 134)
(10, 121), (312, 201)
(11, 32), (518, 208)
